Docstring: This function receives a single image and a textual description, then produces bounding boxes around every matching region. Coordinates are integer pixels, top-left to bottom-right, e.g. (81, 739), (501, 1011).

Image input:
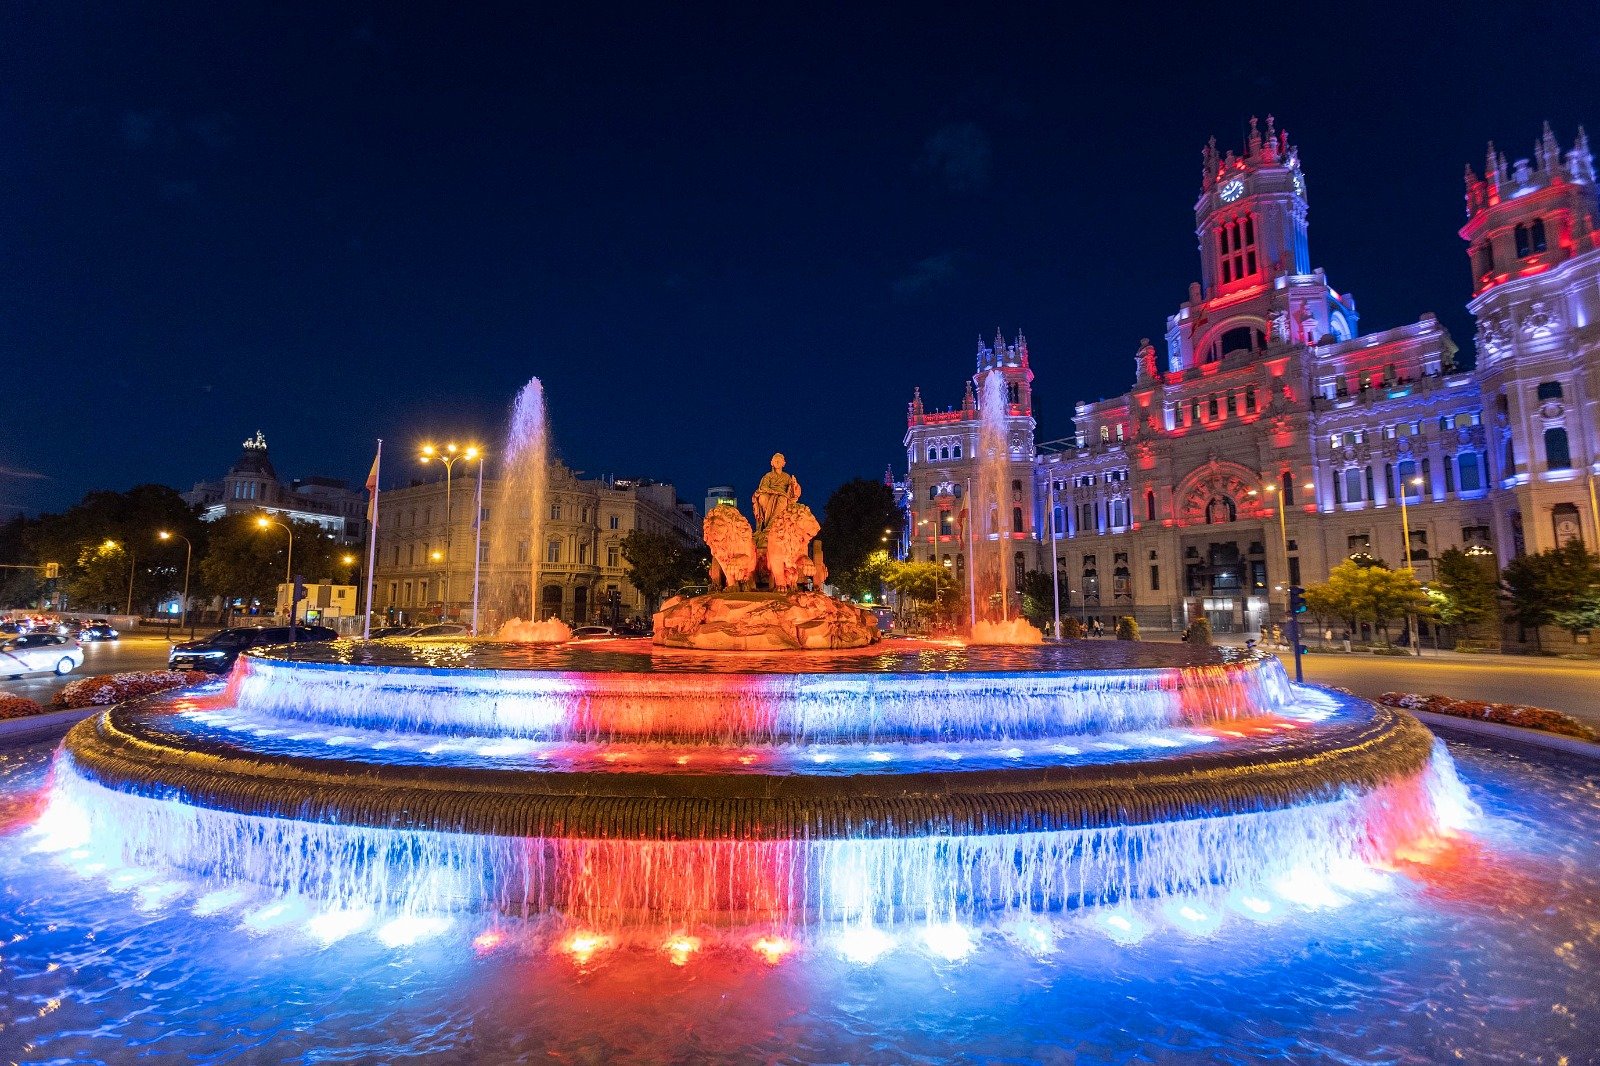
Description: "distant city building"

(900, 119), (1599, 642)
(372, 462), (701, 626)
(183, 431), (366, 541)
(704, 485), (737, 515)
(273, 581), (358, 623)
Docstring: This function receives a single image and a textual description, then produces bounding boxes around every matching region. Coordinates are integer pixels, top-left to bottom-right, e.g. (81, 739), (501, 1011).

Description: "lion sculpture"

(703, 503), (757, 591)
(762, 502), (820, 591)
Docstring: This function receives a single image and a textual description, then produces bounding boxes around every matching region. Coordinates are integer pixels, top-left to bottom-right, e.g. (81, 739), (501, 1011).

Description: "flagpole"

(362, 439), (382, 639)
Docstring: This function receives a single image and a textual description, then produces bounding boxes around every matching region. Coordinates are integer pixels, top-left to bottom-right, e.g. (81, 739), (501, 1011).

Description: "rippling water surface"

(2, 738), (1596, 1064)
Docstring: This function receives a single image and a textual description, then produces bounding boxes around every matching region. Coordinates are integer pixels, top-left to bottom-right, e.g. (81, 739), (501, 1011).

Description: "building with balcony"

(371, 461), (701, 627)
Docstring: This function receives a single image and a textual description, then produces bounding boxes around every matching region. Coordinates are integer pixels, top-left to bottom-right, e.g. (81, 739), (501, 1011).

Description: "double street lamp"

(1398, 474), (1425, 657)
(418, 443), (481, 623)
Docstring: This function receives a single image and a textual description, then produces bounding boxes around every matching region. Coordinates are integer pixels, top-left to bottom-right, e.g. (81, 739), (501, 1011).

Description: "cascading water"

(37, 637), (1476, 953)
(488, 377), (549, 632)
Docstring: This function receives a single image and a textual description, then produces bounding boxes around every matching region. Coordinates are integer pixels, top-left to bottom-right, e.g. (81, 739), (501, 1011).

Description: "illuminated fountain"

(31, 452), (1474, 958)
(970, 368), (1043, 644)
(488, 376), (551, 635)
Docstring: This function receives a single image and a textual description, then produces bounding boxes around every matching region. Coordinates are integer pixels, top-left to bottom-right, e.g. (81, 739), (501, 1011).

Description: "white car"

(1, 632), (85, 678)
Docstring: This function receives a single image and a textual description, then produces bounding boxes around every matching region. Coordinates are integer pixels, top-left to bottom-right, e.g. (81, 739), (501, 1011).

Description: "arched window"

(1145, 489), (1156, 521)
(1515, 220), (1548, 258)
(1458, 452), (1482, 492)
(1343, 468), (1364, 503)
(1052, 505), (1065, 535)
(952, 445), (962, 459)
(1006, 382), (1021, 405)
(939, 511), (953, 536)
(1012, 506), (1024, 533)
(928, 485), (938, 501)
(940, 447), (950, 460)
(927, 446), (936, 462)
(1397, 460), (1420, 501)
(1545, 427), (1572, 470)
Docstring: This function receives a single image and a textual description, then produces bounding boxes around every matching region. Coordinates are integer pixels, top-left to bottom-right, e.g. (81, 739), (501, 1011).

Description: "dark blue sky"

(3, 2), (1598, 517)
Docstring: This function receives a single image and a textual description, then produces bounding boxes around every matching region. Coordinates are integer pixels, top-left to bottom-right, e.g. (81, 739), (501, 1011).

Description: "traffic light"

(43, 562), (59, 579)
(1288, 585), (1307, 615)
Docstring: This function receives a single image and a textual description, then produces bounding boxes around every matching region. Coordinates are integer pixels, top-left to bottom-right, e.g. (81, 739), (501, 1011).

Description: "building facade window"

(546, 540), (561, 564)
(1343, 468), (1363, 503)
(1536, 380), (1563, 401)
(1545, 427), (1572, 470)
(1458, 452), (1482, 492)
(1514, 219), (1547, 258)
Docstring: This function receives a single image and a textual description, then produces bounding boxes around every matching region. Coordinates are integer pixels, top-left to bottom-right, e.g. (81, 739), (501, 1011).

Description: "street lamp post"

(1398, 474), (1424, 657)
(256, 517), (294, 635)
(157, 531), (193, 638)
(419, 443), (480, 623)
(471, 450), (486, 636)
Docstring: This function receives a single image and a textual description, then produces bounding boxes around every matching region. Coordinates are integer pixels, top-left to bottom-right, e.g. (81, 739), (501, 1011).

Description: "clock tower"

(1195, 115), (1310, 298)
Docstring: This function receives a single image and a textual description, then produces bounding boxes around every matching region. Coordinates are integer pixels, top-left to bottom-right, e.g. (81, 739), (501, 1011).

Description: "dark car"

(368, 626), (419, 639)
(168, 624), (338, 673)
(76, 622), (121, 642)
(409, 623), (470, 638)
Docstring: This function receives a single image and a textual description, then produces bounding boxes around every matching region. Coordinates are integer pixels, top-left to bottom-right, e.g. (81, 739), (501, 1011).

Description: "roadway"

(1274, 649), (1600, 728)
(1, 634), (179, 707)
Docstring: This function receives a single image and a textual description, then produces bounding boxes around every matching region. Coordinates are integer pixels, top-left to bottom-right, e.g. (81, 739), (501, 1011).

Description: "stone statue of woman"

(751, 452), (801, 532)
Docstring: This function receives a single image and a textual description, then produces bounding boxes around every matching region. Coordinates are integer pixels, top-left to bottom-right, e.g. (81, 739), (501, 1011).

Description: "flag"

(365, 450), (381, 522)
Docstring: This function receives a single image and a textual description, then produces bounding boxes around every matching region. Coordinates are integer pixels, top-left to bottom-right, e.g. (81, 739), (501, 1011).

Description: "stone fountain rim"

(61, 696), (1435, 842)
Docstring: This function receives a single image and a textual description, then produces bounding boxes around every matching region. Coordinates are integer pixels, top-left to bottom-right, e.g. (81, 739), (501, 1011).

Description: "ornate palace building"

(901, 119), (1599, 637)
(371, 463), (700, 627)
(183, 431), (368, 542)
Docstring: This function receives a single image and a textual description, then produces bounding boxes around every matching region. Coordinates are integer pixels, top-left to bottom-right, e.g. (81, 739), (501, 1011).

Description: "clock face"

(1219, 179), (1244, 203)
(1293, 172), (1305, 197)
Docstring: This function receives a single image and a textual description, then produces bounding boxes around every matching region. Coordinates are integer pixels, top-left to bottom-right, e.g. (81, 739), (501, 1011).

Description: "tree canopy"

(1431, 548), (1499, 634)
(1301, 559), (1432, 642)
(619, 529), (709, 611)
(1502, 542), (1600, 641)
(819, 479), (900, 598)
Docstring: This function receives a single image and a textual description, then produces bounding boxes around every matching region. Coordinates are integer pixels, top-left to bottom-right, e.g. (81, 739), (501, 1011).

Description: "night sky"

(4, 3), (1599, 518)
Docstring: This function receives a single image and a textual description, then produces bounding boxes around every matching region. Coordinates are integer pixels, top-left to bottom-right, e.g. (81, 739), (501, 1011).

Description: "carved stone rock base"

(653, 591), (880, 651)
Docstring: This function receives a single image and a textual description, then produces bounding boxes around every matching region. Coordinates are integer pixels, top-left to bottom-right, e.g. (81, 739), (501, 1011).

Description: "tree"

(9, 484), (203, 613)
(884, 559), (953, 622)
(197, 511), (348, 620)
(1018, 569), (1065, 631)
(1303, 559), (1432, 644)
(1503, 542), (1600, 646)
(619, 530), (709, 612)
(819, 479), (900, 597)
(1115, 616), (1140, 641)
(1432, 548), (1499, 637)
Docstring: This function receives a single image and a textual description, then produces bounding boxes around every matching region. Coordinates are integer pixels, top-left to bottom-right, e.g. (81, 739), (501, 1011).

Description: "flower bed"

(0, 693), (45, 721)
(51, 670), (212, 711)
(1379, 692), (1599, 743)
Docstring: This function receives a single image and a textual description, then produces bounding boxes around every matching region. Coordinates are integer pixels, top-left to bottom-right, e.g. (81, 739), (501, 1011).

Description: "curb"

(0, 706), (101, 749)
(1410, 709), (1600, 761)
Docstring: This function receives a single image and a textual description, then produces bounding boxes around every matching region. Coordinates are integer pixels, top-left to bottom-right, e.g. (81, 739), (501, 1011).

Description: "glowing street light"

(256, 516), (295, 634)
(157, 531), (193, 637)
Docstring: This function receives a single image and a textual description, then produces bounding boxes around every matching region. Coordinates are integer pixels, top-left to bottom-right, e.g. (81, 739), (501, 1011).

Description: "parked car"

(409, 623), (470, 639)
(570, 625), (618, 640)
(1, 632), (84, 678)
(168, 624), (338, 674)
(76, 622), (121, 642)
(368, 626), (420, 639)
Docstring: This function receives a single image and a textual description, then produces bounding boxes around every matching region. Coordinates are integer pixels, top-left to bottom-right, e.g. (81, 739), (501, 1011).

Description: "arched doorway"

(541, 584), (564, 622)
